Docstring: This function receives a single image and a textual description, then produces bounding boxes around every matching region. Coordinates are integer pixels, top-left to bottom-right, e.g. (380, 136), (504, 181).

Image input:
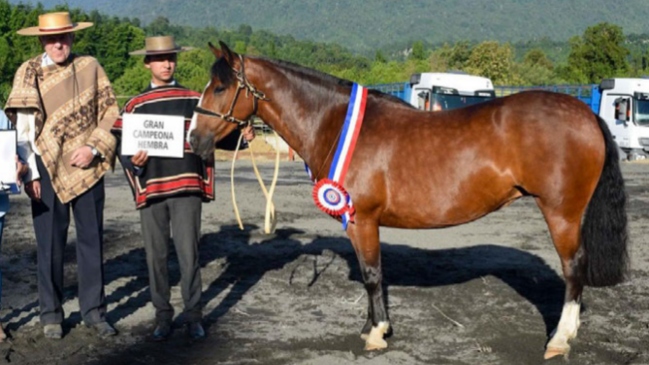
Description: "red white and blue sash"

(311, 83), (367, 229)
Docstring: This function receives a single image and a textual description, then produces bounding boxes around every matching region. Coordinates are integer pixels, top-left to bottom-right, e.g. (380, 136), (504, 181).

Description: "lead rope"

(230, 129), (280, 233)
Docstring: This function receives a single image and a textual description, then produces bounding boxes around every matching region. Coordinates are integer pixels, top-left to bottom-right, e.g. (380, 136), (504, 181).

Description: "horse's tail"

(579, 114), (629, 287)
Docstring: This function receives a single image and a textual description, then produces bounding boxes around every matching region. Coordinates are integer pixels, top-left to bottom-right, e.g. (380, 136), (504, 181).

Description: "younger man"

(112, 36), (254, 340)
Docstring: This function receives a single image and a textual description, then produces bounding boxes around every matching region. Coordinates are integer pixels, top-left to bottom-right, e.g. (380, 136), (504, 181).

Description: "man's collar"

(151, 80), (177, 89)
(41, 53), (54, 66)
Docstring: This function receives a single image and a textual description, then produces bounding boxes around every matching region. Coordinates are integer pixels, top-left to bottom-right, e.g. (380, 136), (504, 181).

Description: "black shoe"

(152, 322), (172, 341)
(88, 321), (117, 338)
(187, 321), (205, 339)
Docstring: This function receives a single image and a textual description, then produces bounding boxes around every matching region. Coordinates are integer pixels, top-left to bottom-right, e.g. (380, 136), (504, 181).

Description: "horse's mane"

(211, 55), (413, 108)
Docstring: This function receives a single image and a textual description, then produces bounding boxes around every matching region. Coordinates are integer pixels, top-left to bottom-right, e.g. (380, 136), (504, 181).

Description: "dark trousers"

(32, 156), (107, 325)
(140, 195), (202, 324)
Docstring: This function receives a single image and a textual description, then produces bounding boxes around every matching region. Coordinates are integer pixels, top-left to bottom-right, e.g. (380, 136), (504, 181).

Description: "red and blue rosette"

(312, 178), (349, 216)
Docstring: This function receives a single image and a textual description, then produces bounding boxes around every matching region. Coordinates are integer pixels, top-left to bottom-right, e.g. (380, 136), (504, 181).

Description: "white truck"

(597, 78), (649, 160)
(368, 72), (495, 111)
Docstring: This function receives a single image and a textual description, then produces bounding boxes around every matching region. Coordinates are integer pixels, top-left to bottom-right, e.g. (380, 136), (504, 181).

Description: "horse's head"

(188, 41), (267, 160)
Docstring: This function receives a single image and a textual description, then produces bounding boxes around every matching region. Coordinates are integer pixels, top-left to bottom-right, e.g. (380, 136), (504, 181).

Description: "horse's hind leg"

(346, 220), (390, 350)
(536, 201), (585, 359)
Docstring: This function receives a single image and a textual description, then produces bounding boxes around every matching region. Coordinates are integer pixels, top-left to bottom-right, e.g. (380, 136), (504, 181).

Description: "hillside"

(10, 0), (649, 53)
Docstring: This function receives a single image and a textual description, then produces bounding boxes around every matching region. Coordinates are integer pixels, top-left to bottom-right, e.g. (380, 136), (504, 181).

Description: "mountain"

(10, 0), (649, 53)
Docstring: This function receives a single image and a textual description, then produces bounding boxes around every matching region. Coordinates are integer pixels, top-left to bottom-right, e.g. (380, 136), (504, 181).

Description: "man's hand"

(242, 125), (255, 142)
(70, 145), (95, 168)
(25, 180), (41, 201)
(131, 150), (149, 167)
(15, 155), (28, 186)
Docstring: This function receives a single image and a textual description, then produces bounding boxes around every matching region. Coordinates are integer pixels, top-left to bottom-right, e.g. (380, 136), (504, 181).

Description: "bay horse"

(188, 42), (628, 359)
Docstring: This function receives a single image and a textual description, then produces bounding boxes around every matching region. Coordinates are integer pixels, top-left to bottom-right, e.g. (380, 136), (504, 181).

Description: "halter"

(194, 54), (268, 128)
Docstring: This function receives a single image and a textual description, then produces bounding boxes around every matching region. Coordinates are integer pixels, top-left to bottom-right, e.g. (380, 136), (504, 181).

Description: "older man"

(4, 11), (118, 339)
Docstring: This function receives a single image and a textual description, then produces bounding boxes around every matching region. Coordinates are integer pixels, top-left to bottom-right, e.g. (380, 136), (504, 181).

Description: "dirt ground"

(1, 158), (649, 365)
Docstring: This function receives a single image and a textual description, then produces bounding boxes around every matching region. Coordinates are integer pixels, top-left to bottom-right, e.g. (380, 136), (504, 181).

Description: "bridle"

(194, 54), (268, 128)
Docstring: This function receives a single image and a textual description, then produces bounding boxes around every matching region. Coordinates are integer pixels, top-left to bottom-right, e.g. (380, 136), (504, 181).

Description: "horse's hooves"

(544, 346), (569, 360)
(364, 337), (388, 351)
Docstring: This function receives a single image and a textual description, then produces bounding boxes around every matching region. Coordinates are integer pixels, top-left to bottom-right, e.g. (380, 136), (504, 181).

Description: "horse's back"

(349, 90), (606, 228)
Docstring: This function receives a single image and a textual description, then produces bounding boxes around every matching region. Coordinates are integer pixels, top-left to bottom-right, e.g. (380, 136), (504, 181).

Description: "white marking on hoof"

(544, 345), (570, 360)
(544, 301), (580, 360)
(360, 333), (368, 341)
(364, 321), (389, 351)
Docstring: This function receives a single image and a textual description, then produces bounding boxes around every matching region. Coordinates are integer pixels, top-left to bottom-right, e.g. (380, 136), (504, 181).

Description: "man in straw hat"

(112, 35), (254, 341)
(4, 11), (118, 339)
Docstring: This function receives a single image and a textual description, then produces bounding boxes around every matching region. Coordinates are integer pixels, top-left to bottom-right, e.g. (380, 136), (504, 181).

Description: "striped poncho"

(4, 54), (119, 203)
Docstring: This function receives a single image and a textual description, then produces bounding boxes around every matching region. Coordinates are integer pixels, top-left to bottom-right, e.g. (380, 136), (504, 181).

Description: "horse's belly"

(378, 187), (522, 229)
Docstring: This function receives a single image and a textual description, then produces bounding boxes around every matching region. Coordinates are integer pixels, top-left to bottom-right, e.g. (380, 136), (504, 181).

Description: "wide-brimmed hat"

(17, 12), (93, 36)
(129, 36), (192, 56)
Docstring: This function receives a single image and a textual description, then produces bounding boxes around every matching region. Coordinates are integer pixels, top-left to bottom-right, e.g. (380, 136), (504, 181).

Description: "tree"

(410, 41), (426, 61)
(464, 41), (519, 84)
(513, 48), (559, 86)
(563, 22), (629, 83)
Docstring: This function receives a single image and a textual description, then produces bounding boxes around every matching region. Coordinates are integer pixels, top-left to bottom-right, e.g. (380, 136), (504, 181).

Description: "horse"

(188, 42), (628, 360)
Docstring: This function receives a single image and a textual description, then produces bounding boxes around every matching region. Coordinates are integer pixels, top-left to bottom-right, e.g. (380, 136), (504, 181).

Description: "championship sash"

(310, 83), (367, 229)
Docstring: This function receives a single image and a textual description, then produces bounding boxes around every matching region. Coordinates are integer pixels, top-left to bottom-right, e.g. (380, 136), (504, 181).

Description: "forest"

(15, 0), (649, 53)
(0, 1), (648, 106)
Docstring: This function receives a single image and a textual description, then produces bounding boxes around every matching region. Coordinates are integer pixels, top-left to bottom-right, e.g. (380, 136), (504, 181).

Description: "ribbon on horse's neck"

(194, 54), (269, 128)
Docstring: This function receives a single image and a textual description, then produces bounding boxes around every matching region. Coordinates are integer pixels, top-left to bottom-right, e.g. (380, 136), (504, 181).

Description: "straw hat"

(17, 12), (93, 36)
(129, 36), (192, 56)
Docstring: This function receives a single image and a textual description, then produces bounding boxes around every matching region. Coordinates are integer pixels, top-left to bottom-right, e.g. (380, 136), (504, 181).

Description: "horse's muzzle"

(189, 131), (216, 161)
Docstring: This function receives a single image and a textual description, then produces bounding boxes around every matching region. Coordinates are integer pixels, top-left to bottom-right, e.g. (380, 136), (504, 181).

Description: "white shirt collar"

(151, 80), (176, 89)
(41, 53), (55, 67)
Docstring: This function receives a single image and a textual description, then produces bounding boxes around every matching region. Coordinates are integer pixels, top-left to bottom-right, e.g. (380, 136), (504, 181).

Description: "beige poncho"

(5, 54), (118, 203)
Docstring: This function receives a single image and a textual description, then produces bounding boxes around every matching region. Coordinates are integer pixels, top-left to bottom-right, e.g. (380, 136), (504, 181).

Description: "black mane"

(211, 55), (412, 107)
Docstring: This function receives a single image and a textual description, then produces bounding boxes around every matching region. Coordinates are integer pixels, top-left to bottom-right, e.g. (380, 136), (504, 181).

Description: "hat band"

(146, 48), (181, 54)
(39, 25), (74, 32)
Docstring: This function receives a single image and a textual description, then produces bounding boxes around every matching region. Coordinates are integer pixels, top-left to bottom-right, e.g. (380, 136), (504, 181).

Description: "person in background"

(112, 35), (254, 341)
(4, 11), (119, 339)
(0, 109), (28, 342)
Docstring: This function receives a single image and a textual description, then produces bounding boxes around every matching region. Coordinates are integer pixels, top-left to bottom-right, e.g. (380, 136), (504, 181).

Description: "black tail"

(580, 115), (629, 287)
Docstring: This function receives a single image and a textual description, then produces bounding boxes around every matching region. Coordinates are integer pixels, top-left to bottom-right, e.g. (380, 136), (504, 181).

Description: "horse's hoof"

(544, 346), (569, 360)
(363, 322), (389, 351)
(364, 337), (388, 351)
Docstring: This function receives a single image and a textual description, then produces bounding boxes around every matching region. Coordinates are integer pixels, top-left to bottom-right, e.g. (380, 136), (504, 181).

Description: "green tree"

(465, 41), (518, 84)
(410, 41), (426, 61)
(563, 22), (629, 83)
(513, 48), (559, 85)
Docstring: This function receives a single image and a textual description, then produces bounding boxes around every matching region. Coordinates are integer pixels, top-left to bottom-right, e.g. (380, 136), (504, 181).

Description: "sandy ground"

(0, 157), (648, 365)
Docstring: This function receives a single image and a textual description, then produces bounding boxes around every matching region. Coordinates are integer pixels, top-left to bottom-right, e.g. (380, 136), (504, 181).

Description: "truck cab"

(408, 72), (495, 111)
(598, 78), (649, 160)
(367, 72), (495, 111)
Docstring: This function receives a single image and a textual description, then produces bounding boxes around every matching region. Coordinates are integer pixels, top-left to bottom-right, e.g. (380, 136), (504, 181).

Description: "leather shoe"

(89, 321), (117, 338)
(152, 322), (171, 341)
(187, 321), (205, 339)
(43, 324), (63, 339)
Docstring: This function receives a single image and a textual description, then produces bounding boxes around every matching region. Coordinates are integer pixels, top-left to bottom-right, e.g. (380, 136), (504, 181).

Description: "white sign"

(121, 113), (185, 158)
(0, 130), (19, 194)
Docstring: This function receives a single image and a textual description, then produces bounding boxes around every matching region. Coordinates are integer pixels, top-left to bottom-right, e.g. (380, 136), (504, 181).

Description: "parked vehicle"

(368, 72), (495, 111)
(496, 79), (649, 160)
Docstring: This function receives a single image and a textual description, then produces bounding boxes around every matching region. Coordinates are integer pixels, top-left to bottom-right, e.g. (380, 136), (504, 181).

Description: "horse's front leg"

(347, 220), (390, 350)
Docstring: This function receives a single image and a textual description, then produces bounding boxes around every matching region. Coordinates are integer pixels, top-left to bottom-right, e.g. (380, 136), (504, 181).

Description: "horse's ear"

(219, 41), (236, 66)
(208, 42), (222, 59)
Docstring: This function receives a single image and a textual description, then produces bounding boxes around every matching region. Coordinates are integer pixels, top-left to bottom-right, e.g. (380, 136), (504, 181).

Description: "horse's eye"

(213, 86), (226, 94)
